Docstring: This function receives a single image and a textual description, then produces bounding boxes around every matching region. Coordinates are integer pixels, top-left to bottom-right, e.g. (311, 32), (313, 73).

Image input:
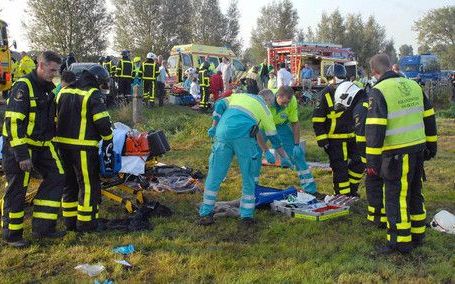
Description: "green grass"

(0, 105), (454, 283)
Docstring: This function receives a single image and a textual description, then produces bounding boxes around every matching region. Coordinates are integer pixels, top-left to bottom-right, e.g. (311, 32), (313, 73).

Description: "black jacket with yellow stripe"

(142, 59), (160, 81)
(352, 90), (369, 164)
(312, 84), (355, 147)
(2, 71), (56, 162)
(116, 58), (133, 79)
(55, 74), (113, 149)
(365, 71), (437, 169)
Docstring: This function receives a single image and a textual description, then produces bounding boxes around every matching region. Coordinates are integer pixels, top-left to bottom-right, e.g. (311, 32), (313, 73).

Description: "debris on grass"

(74, 263), (106, 277)
(113, 244), (135, 255)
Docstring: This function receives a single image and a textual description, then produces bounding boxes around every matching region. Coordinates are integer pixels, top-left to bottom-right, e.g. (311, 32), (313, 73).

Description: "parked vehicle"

(266, 40), (358, 90)
(167, 44), (247, 86)
(399, 54), (441, 84)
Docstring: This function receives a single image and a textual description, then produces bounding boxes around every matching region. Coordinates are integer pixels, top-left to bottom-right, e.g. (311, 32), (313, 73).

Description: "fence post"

(132, 84), (141, 125)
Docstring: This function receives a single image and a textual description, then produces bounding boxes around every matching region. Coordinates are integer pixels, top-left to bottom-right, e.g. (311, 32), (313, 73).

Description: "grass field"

(0, 104), (454, 283)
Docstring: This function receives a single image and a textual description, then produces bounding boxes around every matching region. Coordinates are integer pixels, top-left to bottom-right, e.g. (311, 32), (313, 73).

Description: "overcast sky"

(1, 0), (452, 53)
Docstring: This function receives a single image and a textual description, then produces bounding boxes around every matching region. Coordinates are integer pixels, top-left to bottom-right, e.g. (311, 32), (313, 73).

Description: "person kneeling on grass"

(199, 91), (292, 226)
(254, 87), (323, 200)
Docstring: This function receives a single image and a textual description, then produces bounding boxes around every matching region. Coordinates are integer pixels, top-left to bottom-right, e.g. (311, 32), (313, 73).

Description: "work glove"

(102, 139), (114, 171)
(265, 150), (276, 164)
(207, 126), (216, 138)
(280, 157), (293, 168)
(293, 144), (304, 160)
(365, 167), (378, 176)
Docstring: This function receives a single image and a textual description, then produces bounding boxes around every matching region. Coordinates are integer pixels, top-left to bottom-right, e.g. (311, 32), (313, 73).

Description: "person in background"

(190, 77), (200, 101)
(392, 64), (406, 78)
(198, 61), (211, 110)
(156, 59), (167, 107)
(300, 63), (313, 91)
(183, 68), (194, 92)
(210, 71), (223, 101)
(277, 62), (292, 88)
(17, 51), (36, 78)
(116, 50), (133, 101)
(142, 52), (160, 107)
(259, 58), (271, 90)
(350, 75), (365, 88)
(216, 57), (232, 91)
(450, 73), (455, 102)
(268, 72), (277, 90)
(53, 70), (77, 95)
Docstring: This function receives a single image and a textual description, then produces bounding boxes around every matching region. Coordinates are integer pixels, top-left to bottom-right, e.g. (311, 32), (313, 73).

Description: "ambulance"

(167, 44), (247, 85)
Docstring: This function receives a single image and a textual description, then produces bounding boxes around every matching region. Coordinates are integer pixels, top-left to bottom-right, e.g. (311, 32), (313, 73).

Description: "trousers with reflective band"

(374, 77), (426, 150)
(382, 152), (426, 251)
(200, 137), (258, 218)
(326, 139), (364, 195)
(254, 125), (317, 194)
(365, 174), (386, 225)
(60, 148), (101, 232)
(1, 142), (64, 241)
(199, 70), (210, 108)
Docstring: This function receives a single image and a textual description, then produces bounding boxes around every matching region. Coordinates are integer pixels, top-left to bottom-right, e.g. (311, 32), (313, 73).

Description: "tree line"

(20, 0), (454, 69)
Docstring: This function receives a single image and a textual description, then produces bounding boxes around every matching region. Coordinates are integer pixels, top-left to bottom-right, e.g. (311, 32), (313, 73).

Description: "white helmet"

(146, 52), (156, 60)
(430, 210), (455, 234)
(334, 81), (361, 111)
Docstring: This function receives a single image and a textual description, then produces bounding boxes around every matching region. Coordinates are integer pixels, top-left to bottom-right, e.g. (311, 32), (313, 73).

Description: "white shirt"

(277, 68), (293, 88)
(216, 62), (232, 82)
(190, 82), (200, 99)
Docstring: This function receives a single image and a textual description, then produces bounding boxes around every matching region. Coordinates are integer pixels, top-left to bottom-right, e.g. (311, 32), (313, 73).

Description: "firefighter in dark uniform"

(142, 52), (160, 106)
(365, 54), (437, 254)
(198, 62), (211, 110)
(312, 63), (364, 196)
(103, 56), (116, 77)
(103, 56), (116, 107)
(334, 81), (387, 227)
(55, 64), (113, 232)
(116, 50), (133, 101)
(1, 51), (66, 248)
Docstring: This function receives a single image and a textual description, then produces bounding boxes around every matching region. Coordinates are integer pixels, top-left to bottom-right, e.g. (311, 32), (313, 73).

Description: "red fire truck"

(266, 40), (358, 90)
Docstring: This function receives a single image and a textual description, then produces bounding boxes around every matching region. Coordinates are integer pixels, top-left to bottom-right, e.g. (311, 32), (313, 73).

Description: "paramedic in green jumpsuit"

(255, 87), (321, 198)
(199, 92), (291, 225)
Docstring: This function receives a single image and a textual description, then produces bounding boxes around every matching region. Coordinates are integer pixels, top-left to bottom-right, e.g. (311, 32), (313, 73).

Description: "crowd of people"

(0, 48), (440, 256)
(199, 53), (438, 255)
